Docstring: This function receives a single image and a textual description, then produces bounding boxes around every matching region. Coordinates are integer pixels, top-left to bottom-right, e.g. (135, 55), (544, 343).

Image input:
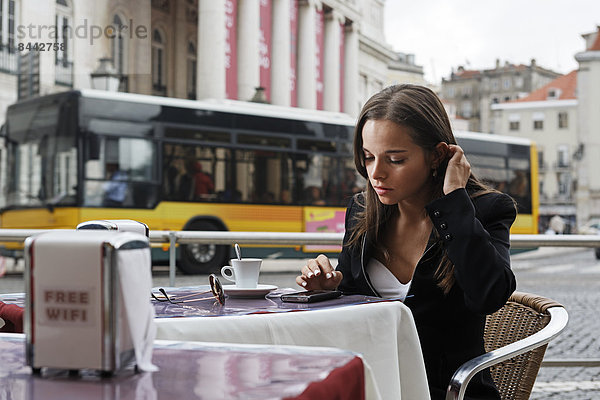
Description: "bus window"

(471, 166), (509, 192)
(6, 103), (78, 208)
(234, 149), (294, 204)
(164, 127), (231, 143)
(163, 143), (195, 201)
(84, 136), (157, 208)
(296, 154), (361, 207)
(508, 169), (532, 213)
(163, 143), (229, 203)
(237, 134), (291, 148)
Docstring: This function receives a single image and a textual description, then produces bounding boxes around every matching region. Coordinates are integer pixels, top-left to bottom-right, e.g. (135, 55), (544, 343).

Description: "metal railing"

(2, 230), (600, 285)
(1, 229), (599, 368)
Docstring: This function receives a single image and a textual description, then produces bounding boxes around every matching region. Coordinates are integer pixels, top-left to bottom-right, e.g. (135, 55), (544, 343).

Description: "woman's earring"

(432, 169), (438, 178)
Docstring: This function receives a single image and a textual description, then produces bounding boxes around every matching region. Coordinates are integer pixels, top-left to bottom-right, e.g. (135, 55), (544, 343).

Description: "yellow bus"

(0, 90), (537, 273)
(453, 130), (539, 235)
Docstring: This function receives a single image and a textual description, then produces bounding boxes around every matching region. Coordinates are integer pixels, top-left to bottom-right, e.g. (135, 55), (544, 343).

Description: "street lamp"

(90, 57), (120, 91)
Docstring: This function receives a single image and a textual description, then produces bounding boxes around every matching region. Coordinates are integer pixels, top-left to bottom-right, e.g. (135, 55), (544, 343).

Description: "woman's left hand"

(443, 144), (471, 194)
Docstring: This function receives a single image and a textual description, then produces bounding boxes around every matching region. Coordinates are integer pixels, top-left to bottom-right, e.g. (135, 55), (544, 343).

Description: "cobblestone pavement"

(512, 247), (600, 399)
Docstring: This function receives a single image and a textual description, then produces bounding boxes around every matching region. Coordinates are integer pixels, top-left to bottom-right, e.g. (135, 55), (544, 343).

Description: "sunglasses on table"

(151, 274), (225, 306)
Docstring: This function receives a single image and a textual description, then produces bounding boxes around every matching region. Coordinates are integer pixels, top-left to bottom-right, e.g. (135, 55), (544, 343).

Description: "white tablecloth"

(155, 301), (430, 400)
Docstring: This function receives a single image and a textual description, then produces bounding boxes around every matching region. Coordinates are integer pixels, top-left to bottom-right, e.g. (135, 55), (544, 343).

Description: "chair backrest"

(484, 291), (563, 400)
(0, 301), (24, 333)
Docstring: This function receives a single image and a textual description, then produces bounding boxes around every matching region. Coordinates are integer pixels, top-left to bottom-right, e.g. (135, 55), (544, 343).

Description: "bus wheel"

(179, 220), (228, 275)
(595, 248), (600, 260)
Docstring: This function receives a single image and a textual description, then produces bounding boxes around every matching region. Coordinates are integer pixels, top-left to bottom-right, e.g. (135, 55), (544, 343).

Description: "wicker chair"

(446, 291), (569, 400)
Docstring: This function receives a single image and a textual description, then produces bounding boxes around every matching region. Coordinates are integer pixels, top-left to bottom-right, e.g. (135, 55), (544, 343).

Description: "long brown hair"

(349, 84), (498, 293)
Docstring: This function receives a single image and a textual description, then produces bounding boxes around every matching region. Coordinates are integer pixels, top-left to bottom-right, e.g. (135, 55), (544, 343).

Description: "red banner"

(290, 0), (298, 107)
(315, 8), (324, 110)
(339, 22), (345, 112)
(225, 0), (238, 99)
(259, 0), (272, 101)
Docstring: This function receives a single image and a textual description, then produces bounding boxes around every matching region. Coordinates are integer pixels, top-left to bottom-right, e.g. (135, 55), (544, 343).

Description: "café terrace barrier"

(1, 229), (600, 369)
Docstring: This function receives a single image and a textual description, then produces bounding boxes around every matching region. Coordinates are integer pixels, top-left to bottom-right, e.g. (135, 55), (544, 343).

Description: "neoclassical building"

(0, 0), (424, 126)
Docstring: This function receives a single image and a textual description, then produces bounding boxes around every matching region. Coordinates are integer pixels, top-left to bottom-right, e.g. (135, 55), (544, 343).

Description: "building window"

(447, 87), (455, 98)
(0, 0), (18, 72)
(557, 172), (570, 196)
(509, 114), (520, 131)
(515, 76), (524, 88)
(111, 15), (127, 75)
(557, 145), (569, 168)
(558, 112), (568, 128)
(152, 28), (167, 95)
(460, 101), (472, 118)
(538, 150), (544, 169)
(187, 41), (196, 99)
(491, 79), (499, 91)
(55, 1), (72, 65)
(360, 73), (368, 100)
(503, 78), (511, 89)
(533, 112), (545, 130)
(0, 0), (17, 52)
(55, 0), (73, 86)
(547, 88), (561, 100)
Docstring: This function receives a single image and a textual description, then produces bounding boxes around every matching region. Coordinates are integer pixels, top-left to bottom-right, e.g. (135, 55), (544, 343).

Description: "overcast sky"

(383, 0), (600, 84)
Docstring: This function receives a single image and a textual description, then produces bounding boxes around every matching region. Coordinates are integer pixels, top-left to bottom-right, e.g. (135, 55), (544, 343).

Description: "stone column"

(271, 0), (291, 106)
(296, 0), (319, 109)
(323, 10), (343, 112)
(237, 0), (260, 101)
(343, 21), (359, 116)
(197, 0), (226, 99)
(173, 0), (188, 98)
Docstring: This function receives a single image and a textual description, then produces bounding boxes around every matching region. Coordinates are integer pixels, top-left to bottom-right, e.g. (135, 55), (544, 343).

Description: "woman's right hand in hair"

(296, 254), (343, 290)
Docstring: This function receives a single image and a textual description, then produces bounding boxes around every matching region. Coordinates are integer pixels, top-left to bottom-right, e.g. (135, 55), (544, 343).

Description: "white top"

(366, 258), (412, 301)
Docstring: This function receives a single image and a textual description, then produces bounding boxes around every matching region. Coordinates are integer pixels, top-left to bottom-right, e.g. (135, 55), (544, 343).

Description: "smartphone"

(280, 289), (342, 303)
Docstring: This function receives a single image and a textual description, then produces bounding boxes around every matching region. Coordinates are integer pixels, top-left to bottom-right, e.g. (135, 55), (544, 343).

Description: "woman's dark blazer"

(337, 188), (517, 400)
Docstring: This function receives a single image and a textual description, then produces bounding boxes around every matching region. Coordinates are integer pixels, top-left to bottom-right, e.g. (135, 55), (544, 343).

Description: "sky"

(383, 0), (600, 85)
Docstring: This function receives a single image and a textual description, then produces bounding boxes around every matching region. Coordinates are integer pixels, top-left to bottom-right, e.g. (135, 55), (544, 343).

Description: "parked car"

(577, 219), (600, 259)
(577, 219), (600, 234)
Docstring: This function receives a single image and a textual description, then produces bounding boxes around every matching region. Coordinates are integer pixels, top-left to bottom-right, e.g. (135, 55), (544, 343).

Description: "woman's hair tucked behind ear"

(348, 84), (507, 294)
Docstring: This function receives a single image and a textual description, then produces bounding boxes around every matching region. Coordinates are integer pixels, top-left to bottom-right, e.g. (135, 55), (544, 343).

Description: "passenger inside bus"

(280, 189), (293, 204)
(103, 163), (128, 207)
(165, 158), (194, 201)
(193, 162), (215, 200)
(305, 186), (326, 205)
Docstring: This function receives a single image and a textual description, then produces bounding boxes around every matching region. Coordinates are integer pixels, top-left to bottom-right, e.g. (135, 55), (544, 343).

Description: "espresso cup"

(220, 258), (262, 288)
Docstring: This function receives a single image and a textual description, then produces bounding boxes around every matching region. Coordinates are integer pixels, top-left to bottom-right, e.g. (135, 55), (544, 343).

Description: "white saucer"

(223, 284), (278, 298)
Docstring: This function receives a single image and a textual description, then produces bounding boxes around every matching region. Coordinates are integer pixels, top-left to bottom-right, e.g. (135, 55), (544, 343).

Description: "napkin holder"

(76, 219), (149, 237)
(24, 230), (152, 375)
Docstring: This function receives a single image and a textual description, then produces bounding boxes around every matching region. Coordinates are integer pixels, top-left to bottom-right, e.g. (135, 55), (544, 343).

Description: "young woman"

(296, 84), (517, 400)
